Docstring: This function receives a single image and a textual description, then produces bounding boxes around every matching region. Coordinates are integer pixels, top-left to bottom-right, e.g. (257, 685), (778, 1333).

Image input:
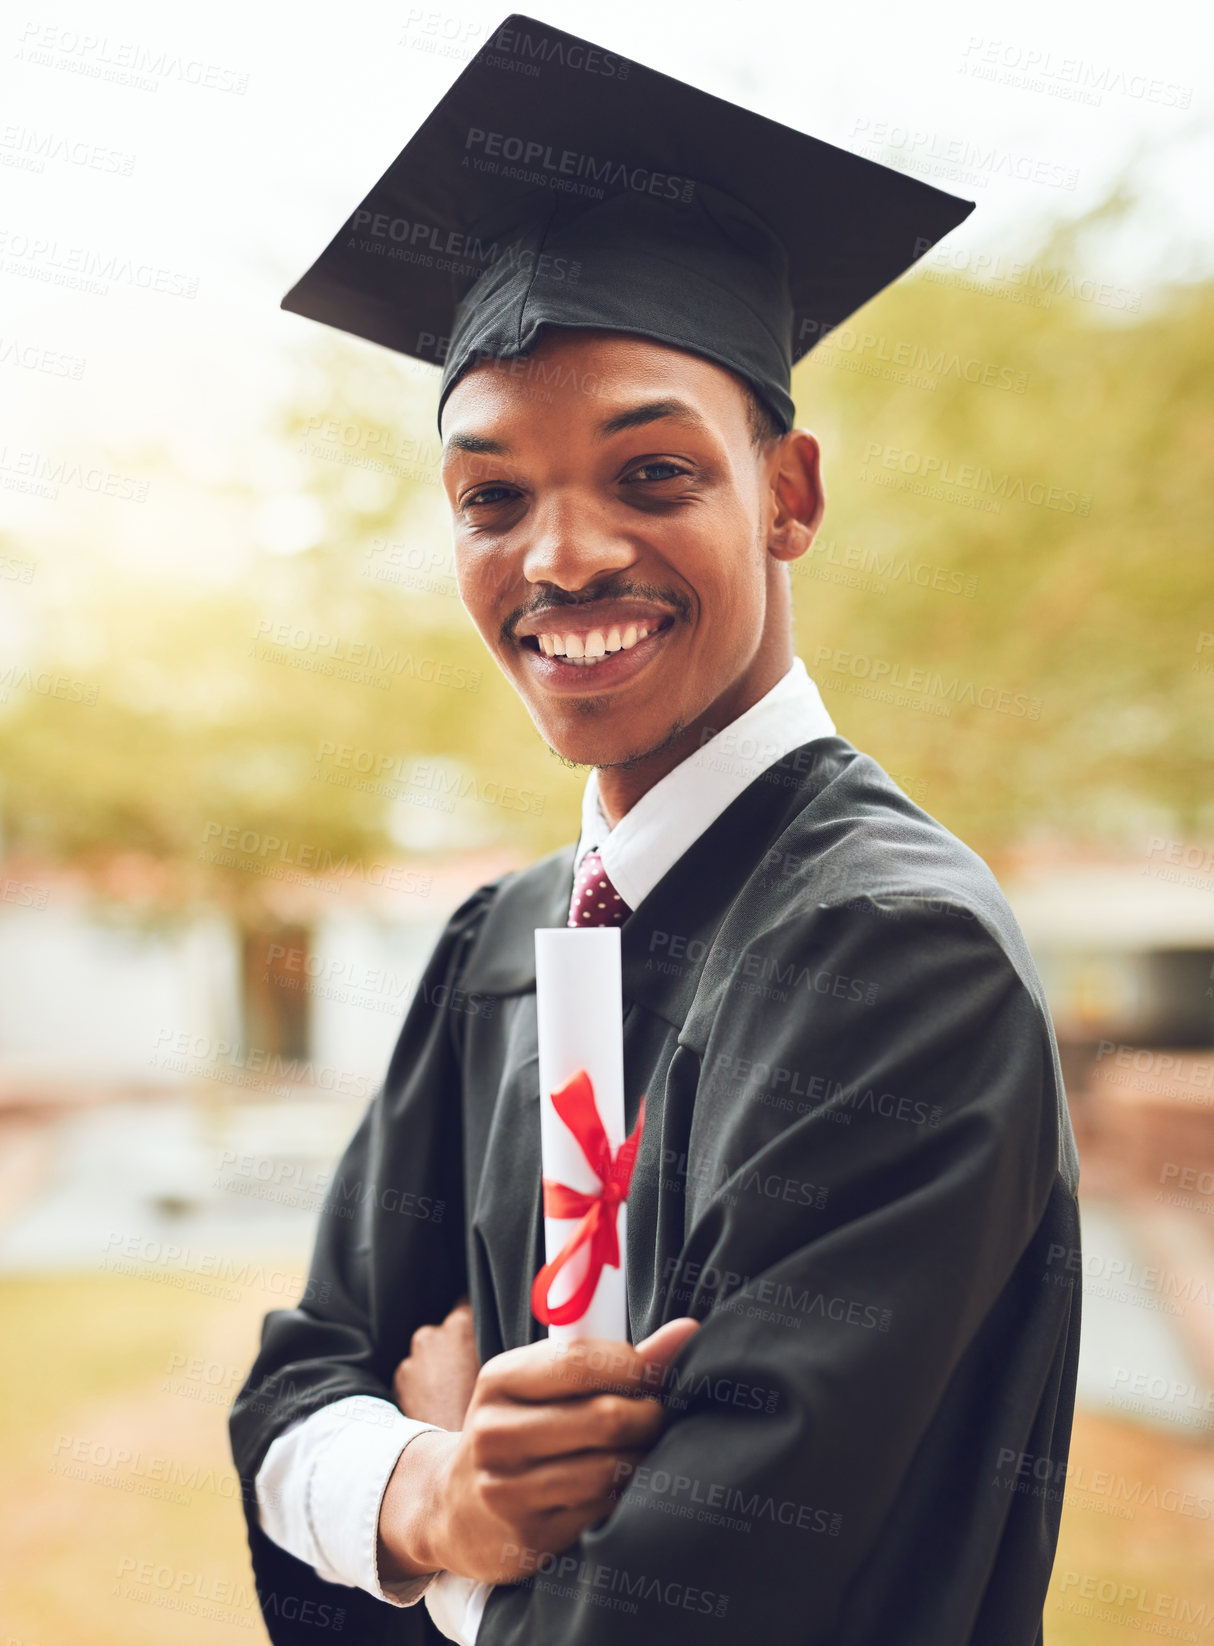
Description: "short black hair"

(744, 382), (786, 451)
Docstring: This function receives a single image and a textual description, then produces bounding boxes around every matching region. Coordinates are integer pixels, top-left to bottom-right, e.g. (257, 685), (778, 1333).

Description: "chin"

(535, 708), (679, 771)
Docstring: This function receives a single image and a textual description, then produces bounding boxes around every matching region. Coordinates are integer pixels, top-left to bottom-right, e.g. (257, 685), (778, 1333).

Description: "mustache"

(504, 581), (691, 640)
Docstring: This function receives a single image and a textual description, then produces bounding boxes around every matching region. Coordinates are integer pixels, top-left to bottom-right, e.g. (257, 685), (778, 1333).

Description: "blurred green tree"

(0, 186), (1210, 935)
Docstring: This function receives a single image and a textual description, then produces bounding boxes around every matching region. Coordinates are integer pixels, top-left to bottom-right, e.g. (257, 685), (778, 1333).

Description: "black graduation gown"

(229, 734), (1082, 1646)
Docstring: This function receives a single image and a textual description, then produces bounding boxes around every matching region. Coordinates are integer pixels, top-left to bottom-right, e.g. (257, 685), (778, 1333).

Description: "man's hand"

(378, 1316), (700, 1587)
(394, 1294), (480, 1431)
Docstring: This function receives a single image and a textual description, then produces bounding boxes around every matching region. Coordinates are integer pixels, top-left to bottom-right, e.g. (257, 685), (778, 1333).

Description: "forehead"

(439, 328), (749, 446)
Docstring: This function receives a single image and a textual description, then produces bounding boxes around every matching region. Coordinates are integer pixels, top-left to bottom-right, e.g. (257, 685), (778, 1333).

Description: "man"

(230, 15), (1082, 1645)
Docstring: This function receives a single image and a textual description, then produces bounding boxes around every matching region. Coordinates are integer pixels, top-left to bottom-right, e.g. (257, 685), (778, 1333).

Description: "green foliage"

(790, 223), (1213, 854)
(0, 202), (1209, 924)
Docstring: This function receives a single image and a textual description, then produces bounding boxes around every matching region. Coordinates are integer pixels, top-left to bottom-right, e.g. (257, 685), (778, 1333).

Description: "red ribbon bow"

(530, 1067), (646, 1328)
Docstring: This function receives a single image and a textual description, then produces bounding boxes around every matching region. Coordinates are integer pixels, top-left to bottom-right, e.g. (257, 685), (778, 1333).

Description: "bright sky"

(1, 0), (1211, 564)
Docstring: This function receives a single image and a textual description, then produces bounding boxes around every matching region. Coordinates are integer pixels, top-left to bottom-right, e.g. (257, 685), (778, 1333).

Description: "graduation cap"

(282, 13), (975, 433)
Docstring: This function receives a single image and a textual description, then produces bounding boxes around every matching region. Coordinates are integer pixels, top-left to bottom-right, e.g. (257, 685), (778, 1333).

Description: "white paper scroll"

(533, 926), (629, 1344)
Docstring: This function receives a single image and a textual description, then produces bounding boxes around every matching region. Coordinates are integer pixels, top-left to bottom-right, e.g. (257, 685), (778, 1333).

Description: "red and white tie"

(567, 848), (631, 927)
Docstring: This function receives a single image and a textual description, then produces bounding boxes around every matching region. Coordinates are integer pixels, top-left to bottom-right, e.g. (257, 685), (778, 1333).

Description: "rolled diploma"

(534, 925), (629, 1344)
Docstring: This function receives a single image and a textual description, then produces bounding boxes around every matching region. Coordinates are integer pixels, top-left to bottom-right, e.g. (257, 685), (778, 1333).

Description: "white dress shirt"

(254, 654), (836, 1643)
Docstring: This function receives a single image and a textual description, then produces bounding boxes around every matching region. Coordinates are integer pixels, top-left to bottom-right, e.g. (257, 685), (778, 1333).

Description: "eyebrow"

(593, 398), (710, 441)
(442, 397), (709, 460)
(443, 432), (509, 457)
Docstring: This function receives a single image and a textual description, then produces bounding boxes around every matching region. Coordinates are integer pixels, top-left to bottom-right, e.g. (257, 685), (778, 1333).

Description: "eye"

(625, 460), (689, 484)
(462, 485), (517, 508)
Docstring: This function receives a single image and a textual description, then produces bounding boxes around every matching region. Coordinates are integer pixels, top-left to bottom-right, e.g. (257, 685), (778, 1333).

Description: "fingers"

(480, 1445), (649, 1522)
(479, 1334), (677, 1405)
(465, 1390), (664, 1473)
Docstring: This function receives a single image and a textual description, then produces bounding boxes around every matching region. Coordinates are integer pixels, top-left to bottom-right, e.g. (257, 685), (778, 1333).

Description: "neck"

(595, 643), (793, 829)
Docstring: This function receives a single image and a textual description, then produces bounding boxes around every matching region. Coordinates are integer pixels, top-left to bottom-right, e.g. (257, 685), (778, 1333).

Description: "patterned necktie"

(567, 848), (632, 927)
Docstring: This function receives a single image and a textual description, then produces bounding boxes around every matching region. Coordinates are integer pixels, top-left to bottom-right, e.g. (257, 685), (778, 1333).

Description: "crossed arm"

(381, 1297), (700, 1587)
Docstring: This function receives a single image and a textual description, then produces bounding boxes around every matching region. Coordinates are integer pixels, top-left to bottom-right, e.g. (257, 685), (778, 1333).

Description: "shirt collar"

(572, 655), (835, 912)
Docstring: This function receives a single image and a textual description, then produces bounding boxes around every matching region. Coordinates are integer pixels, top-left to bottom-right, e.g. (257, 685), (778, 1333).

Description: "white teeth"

(531, 617), (668, 664)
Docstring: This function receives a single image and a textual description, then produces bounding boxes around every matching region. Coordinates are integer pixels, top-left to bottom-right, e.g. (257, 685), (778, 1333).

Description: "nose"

(520, 489), (636, 592)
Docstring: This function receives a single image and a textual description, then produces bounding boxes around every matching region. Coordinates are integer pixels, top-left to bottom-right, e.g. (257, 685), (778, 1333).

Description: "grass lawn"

(2, 1272), (1212, 1642)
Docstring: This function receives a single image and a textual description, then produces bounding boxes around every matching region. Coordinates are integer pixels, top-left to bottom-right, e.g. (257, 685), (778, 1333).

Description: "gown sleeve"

(477, 895), (1079, 1646)
(228, 883), (495, 1646)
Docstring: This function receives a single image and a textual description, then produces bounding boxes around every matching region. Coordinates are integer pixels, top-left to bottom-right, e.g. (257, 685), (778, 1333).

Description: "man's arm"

(256, 1397), (447, 1605)
(229, 879), (695, 1644)
(474, 898), (1076, 1644)
(229, 884), (494, 1645)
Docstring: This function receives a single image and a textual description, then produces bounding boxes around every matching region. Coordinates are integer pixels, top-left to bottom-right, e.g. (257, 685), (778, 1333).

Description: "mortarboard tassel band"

(530, 1068), (646, 1329)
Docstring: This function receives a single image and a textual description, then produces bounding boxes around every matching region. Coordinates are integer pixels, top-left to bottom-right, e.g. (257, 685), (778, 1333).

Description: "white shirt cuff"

(255, 1393), (445, 1607)
(426, 1572), (495, 1643)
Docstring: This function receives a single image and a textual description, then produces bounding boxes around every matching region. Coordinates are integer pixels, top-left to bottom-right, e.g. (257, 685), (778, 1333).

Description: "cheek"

(682, 502), (764, 614)
(454, 547), (509, 637)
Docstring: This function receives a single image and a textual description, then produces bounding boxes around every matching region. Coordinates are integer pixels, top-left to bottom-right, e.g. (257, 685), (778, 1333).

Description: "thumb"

(634, 1315), (701, 1367)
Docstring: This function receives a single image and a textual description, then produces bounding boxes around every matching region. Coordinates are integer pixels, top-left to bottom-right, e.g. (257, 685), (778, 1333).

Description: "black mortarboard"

(282, 14), (975, 434)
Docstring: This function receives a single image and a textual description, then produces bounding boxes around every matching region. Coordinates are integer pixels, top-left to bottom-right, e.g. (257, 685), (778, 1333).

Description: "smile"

(521, 616), (675, 666)
(516, 612), (677, 692)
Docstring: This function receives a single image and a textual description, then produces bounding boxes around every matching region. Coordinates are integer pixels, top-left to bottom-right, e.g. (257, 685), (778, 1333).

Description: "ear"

(766, 428), (825, 563)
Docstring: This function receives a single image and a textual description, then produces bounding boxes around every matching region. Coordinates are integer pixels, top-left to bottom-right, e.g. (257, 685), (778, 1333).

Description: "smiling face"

(440, 329), (824, 805)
